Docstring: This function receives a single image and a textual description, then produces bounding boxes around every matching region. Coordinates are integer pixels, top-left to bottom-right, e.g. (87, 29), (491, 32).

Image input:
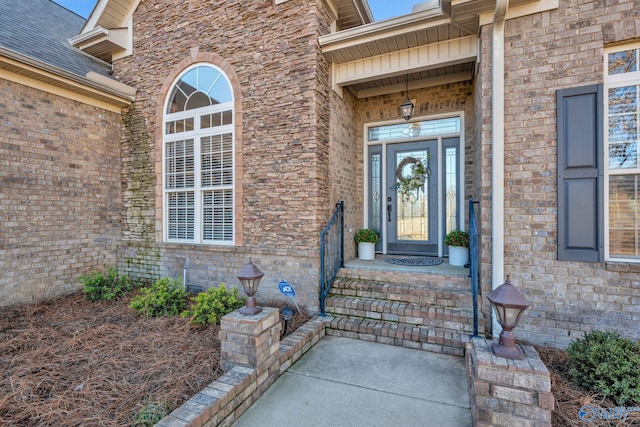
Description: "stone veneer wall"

(0, 79), (122, 306)
(477, 0), (640, 347)
(113, 0), (335, 313)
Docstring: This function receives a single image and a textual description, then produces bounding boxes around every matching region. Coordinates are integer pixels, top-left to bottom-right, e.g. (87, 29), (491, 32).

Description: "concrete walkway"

(234, 336), (472, 427)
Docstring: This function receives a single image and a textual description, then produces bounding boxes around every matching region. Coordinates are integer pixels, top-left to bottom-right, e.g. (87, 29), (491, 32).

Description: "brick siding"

(478, 0), (640, 347)
(0, 79), (122, 306)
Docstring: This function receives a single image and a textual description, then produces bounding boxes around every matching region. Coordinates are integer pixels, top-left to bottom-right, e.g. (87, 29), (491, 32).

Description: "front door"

(366, 116), (463, 257)
(386, 141), (438, 255)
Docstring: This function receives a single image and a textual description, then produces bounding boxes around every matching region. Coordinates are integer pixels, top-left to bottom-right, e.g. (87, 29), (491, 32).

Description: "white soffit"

(83, 0), (138, 34)
(333, 35), (477, 89)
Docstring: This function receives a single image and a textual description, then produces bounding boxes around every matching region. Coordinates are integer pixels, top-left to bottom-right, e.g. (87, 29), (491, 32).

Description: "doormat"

(383, 256), (443, 266)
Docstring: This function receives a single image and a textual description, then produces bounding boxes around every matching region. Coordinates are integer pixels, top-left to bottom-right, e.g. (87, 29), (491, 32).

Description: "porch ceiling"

(323, 0), (553, 98)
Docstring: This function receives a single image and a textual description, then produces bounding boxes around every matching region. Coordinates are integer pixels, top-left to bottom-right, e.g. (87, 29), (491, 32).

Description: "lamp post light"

(237, 258), (264, 316)
(486, 276), (531, 360)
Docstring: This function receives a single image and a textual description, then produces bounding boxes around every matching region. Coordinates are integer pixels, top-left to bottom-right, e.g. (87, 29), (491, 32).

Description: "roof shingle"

(0, 0), (112, 79)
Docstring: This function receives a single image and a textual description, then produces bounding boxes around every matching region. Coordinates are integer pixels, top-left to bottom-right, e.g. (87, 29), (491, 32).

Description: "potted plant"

(445, 230), (469, 267)
(355, 228), (379, 261)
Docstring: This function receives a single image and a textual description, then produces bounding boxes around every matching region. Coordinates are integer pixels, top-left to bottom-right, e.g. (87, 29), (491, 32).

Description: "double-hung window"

(163, 64), (234, 244)
(605, 43), (640, 260)
(557, 43), (640, 262)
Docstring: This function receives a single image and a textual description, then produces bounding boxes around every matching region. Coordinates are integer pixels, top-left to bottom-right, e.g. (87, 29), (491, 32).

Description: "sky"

(52, 0), (97, 18)
(52, 0), (425, 21)
(367, 0), (425, 21)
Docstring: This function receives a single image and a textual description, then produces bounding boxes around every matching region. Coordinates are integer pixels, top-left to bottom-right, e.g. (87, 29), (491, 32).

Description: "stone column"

(220, 307), (281, 393)
(465, 337), (554, 427)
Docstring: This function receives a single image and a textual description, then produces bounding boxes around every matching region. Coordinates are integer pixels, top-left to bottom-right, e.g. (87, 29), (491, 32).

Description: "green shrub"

(80, 267), (132, 301)
(129, 277), (188, 317)
(567, 330), (640, 406)
(181, 284), (246, 325)
(132, 400), (167, 426)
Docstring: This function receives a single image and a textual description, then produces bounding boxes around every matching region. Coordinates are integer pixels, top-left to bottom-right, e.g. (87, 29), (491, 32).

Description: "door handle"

(387, 204), (392, 222)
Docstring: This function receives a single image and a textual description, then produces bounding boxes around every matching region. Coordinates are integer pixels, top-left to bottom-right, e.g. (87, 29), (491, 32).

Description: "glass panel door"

(386, 141), (438, 254)
(367, 146), (383, 252)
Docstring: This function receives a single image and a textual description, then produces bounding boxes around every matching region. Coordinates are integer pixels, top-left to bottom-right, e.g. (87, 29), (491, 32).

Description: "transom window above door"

(163, 64), (234, 244)
(368, 117), (461, 142)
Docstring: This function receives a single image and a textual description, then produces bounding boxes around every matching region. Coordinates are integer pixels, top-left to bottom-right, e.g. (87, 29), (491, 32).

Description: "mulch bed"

(0, 291), (309, 427)
(536, 346), (640, 426)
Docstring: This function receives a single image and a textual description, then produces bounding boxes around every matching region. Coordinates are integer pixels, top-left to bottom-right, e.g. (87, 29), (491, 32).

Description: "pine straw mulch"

(0, 291), (310, 427)
(535, 346), (640, 426)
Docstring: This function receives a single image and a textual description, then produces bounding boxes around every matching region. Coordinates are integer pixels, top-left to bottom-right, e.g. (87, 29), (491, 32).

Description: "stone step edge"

(325, 315), (481, 357)
(324, 295), (481, 323)
(327, 288), (474, 308)
(324, 302), (483, 335)
(330, 277), (473, 296)
(336, 268), (470, 287)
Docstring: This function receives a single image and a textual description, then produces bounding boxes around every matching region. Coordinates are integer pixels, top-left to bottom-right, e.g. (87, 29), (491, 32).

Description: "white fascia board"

(70, 26), (109, 45)
(82, 0), (109, 34)
(0, 46), (136, 104)
(70, 27), (128, 52)
(320, 5), (450, 51)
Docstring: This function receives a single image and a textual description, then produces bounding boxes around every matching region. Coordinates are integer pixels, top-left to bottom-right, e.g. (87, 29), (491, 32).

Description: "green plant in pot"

(355, 228), (379, 261)
(444, 230), (469, 248)
(445, 230), (469, 267)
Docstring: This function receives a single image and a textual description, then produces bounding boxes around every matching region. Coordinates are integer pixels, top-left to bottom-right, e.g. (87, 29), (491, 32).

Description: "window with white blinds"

(605, 43), (640, 260)
(163, 64), (234, 244)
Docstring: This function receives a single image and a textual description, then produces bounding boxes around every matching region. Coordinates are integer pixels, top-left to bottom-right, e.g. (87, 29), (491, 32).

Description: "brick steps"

(336, 267), (470, 290)
(324, 275), (483, 356)
(324, 295), (478, 333)
(325, 315), (471, 356)
(329, 277), (475, 309)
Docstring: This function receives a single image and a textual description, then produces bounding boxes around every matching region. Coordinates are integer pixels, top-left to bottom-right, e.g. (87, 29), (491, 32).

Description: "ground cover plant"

(0, 275), (309, 426)
(80, 267), (132, 302)
(537, 340), (640, 426)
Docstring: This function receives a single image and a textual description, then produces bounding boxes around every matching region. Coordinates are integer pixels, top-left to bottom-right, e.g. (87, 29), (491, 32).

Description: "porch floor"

(344, 254), (468, 276)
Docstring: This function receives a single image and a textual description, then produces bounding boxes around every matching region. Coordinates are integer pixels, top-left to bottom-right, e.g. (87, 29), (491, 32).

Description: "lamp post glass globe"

(486, 276), (530, 360)
(237, 258), (264, 316)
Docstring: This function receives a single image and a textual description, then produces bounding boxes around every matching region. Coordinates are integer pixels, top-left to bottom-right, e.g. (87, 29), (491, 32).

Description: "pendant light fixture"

(400, 74), (415, 121)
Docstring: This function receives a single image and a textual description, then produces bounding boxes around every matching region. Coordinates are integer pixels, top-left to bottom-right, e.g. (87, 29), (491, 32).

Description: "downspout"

(491, 0), (509, 335)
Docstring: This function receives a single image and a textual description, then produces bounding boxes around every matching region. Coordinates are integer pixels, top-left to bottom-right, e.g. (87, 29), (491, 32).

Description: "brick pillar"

(220, 307), (281, 392)
(465, 337), (554, 427)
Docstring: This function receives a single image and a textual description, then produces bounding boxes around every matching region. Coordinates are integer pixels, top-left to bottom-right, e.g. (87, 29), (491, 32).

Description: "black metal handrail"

(469, 197), (481, 337)
(319, 201), (344, 315)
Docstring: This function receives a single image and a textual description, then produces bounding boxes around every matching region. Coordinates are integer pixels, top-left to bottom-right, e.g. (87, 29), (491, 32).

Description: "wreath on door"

(394, 156), (430, 204)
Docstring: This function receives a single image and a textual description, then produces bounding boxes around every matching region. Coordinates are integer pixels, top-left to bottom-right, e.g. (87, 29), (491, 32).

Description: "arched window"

(163, 64), (234, 244)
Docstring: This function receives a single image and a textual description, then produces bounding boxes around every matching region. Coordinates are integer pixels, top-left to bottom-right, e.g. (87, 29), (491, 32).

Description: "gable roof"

(0, 0), (135, 108)
(0, 0), (112, 79)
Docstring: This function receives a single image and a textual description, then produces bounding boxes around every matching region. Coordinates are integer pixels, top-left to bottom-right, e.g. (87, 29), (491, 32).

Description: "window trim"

(162, 63), (235, 245)
(604, 42), (640, 262)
